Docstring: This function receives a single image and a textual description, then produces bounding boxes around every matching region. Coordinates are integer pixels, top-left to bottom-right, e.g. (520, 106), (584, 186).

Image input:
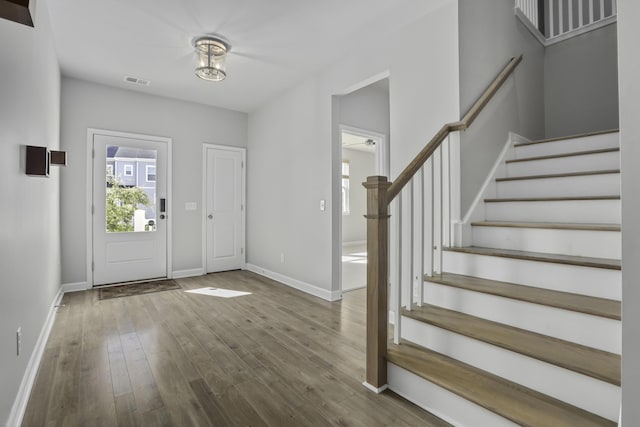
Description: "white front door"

(205, 146), (245, 273)
(92, 131), (170, 286)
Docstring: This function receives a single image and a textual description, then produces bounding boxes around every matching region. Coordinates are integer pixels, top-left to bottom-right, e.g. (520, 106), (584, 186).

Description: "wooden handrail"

(363, 55), (523, 391)
(387, 55), (523, 203)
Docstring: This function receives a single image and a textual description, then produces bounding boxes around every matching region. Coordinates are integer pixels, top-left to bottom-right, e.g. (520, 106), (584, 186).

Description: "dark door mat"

(98, 279), (181, 300)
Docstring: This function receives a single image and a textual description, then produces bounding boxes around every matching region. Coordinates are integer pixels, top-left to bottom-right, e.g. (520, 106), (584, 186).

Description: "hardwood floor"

(22, 271), (448, 426)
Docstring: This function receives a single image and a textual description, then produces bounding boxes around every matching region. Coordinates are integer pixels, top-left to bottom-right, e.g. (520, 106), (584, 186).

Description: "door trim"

(340, 124), (388, 177)
(86, 128), (173, 287)
(201, 143), (247, 273)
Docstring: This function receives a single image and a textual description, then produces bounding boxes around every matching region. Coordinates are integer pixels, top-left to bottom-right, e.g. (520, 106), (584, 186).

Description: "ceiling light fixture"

(194, 36), (229, 82)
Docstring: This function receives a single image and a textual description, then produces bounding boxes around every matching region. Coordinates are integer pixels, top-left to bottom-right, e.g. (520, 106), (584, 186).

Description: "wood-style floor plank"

(22, 270), (449, 427)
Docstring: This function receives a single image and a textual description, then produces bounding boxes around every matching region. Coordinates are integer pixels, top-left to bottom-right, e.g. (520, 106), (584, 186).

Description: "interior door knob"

(208, 214), (213, 219)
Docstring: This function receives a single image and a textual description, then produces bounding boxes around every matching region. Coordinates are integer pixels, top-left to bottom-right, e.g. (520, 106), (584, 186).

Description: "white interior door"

(92, 132), (169, 286)
(205, 146), (245, 273)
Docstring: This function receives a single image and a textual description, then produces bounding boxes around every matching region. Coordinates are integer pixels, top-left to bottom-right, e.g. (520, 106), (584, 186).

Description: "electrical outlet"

(16, 327), (21, 356)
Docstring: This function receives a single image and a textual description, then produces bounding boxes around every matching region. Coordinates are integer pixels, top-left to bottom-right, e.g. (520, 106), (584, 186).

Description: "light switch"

(185, 202), (197, 211)
(320, 199), (326, 211)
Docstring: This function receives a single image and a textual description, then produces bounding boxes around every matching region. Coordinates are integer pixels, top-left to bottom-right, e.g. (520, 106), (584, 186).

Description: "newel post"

(363, 175), (391, 390)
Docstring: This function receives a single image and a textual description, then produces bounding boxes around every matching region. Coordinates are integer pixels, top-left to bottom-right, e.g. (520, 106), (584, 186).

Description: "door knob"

(159, 214), (166, 220)
(208, 214), (213, 219)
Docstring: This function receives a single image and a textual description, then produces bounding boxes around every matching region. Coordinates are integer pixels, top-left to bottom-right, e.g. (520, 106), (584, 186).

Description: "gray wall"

(545, 24), (619, 137)
(341, 148), (375, 243)
(459, 0), (546, 214)
(60, 78), (247, 284)
(339, 82), (390, 138)
(618, 1), (640, 424)
(0, 1), (62, 423)
(248, 1), (459, 294)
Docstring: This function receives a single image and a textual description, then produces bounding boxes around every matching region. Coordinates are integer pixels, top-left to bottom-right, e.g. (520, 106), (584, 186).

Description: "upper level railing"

(516, 0), (617, 44)
(362, 55), (523, 390)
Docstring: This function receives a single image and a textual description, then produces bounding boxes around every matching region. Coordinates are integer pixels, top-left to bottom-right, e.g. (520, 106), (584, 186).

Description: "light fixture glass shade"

(195, 37), (228, 82)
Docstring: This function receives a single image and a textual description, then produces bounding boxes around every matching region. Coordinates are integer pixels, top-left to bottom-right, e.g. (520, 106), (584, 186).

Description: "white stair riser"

(422, 282), (621, 353)
(443, 251), (621, 300)
(402, 317), (621, 422)
(506, 151), (620, 176)
(388, 364), (519, 427)
(514, 133), (619, 158)
(484, 200), (621, 224)
(471, 226), (621, 259)
(495, 173), (620, 198)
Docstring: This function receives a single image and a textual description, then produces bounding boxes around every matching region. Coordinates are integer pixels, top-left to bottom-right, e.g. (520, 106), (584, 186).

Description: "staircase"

(386, 130), (621, 426)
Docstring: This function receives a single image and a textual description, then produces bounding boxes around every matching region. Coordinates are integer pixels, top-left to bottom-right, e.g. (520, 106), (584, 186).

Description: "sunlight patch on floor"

(185, 287), (252, 298)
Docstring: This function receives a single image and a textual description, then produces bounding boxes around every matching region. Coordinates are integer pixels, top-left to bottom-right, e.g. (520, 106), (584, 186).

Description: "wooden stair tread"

(425, 273), (620, 320)
(514, 129), (619, 146)
(506, 147), (619, 163)
(470, 221), (620, 231)
(445, 246), (621, 270)
(496, 169), (620, 182)
(387, 343), (616, 427)
(484, 195), (620, 203)
(401, 304), (620, 385)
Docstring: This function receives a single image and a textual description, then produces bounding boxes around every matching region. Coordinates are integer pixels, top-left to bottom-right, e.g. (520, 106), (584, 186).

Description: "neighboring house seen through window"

(146, 165), (156, 182)
(124, 164), (133, 176)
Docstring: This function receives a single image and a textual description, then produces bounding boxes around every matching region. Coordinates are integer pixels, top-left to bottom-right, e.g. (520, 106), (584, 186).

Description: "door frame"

(339, 125), (388, 177)
(339, 125), (388, 294)
(86, 128), (173, 287)
(201, 143), (247, 273)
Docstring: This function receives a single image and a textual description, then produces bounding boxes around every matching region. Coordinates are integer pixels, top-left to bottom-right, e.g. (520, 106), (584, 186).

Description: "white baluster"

(559, 0), (564, 34)
(568, 0), (573, 30)
(439, 146), (444, 274)
(431, 156), (436, 275)
(612, 0), (617, 15)
(418, 167), (425, 307)
(579, 0), (584, 27)
(447, 135), (453, 249)
(393, 193), (402, 345)
(549, 0), (556, 37)
(407, 180), (414, 311)
(589, 0), (594, 24)
(600, 0), (605, 19)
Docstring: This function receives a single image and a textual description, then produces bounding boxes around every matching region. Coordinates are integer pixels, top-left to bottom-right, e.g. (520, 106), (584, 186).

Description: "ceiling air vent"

(124, 76), (151, 86)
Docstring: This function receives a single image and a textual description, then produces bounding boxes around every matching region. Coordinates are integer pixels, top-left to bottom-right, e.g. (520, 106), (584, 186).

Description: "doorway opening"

(336, 77), (390, 293)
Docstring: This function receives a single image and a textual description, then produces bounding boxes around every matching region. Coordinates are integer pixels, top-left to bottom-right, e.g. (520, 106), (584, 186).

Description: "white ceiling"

(342, 132), (376, 153)
(47, 0), (441, 112)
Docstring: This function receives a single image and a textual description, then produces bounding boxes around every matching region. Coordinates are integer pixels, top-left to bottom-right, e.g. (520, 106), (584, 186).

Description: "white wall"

(544, 24), (619, 138)
(341, 148), (375, 243)
(458, 0), (546, 213)
(618, 1), (639, 424)
(60, 78), (247, 284)
(247, 0), (459, 295)
(0, 1), (61, 424)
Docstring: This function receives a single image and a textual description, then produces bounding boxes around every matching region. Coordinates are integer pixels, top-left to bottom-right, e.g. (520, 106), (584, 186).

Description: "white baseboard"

(363, 381), (388, 394)
(7, 286), (64, 427)
(61, 282), (89, 293)
(246, 264), (342, 302)
(172, 268), (205, 279)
